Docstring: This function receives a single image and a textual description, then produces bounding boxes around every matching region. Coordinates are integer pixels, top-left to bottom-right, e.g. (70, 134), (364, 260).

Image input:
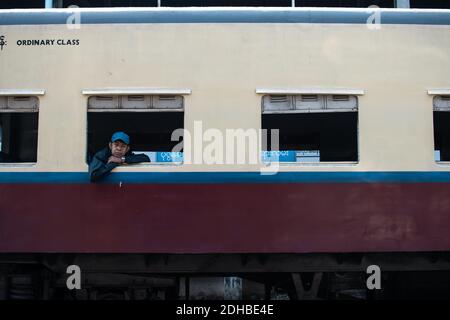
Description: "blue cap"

(111, 131), (130, 145)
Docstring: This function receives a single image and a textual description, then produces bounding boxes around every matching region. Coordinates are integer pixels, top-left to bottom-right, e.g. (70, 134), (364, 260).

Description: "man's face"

(109, 140), (130, 158)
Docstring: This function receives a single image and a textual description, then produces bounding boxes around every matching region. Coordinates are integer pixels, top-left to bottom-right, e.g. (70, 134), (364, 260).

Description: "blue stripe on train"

(1, 171), (450, 184)
(0, 9), (450, 26)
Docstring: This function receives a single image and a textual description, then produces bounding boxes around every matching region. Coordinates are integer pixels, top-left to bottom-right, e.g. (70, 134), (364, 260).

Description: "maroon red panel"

(0, 183), (449, 253)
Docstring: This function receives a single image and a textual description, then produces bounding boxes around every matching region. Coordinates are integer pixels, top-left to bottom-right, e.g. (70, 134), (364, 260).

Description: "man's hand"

(108, 156), (124, 164)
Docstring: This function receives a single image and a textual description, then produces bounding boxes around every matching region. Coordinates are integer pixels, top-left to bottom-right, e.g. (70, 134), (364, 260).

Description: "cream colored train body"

(0, 8), (450, 254)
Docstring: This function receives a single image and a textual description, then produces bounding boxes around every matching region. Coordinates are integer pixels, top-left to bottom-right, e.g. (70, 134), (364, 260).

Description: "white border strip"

(428, 89), (450, 95)
(0, 89), (45, 96)
(256, 88), (365, 95)
(82, 88), (192, 95)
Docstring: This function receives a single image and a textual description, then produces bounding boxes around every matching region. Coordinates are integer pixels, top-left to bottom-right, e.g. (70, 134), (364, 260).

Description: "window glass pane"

(411, 0), (450, 9)
(0, 1), (44, 9)
(162, 0), (291, 6)
(0, 113), (39, 163)
(262, 109), (358, 162)
(295, 0), (394, 7)
(433, 111), (450, 162)
(87, 111), (184, 163)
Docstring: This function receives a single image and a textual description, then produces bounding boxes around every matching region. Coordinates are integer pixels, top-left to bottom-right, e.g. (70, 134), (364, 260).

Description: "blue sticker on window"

(156, 152), (184, 163)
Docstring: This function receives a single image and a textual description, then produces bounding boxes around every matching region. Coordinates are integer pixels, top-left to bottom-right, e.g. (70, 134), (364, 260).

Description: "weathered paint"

(0, 182), (449, 253)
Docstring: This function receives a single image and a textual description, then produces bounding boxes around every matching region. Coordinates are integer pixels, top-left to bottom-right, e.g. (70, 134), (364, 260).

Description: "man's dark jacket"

(89, 147), (150, 182)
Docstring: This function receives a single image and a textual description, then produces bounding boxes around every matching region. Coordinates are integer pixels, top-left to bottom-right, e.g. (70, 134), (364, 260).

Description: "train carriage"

(1, 7), (450, 299)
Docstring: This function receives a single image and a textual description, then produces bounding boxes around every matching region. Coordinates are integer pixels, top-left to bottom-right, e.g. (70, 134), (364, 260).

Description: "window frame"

(430, 91), (450, 165)
(0, 90), (43, 166)
(84, 88), (190, 167)
(258, 88), (363, 166)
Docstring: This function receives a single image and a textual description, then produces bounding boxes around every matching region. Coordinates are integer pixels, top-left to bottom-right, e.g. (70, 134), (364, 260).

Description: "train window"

(261, 94), (358, 163)
(87, 95), (184, 164)
(295, 0), (394, 7)
(411, 0), (450, 9)
(133, 0), (393, 7)
(162, 0), (291, 6)
(433, 96), (450, 162)
(0, 0), (44, 9)
(0, 96), (39, 163)
(1, 0), (402, 9)
(61, 0), (159, 8)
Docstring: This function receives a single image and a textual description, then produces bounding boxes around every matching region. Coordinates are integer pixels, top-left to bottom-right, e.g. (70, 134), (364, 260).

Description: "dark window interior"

(0, 1), (44, 9)
(5, 0), (450, 8)
(295, 0), (394, 7)
(3, 0), (450, 8)
(162, 0), (291, 6)
(262, 112), (358, 162)
(62, 0), (158, 7)
(433, 111), (450, 161)
(87, 112), (184, 162)
(0, 113), (38, 163)
(0, 0), (400, 8)
(411, 0), (450, 9)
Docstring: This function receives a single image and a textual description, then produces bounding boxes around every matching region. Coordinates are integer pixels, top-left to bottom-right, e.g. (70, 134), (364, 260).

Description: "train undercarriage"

(1, 252), (450, 300)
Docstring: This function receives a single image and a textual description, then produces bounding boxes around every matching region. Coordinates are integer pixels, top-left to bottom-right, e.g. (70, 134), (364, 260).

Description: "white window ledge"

(256, 88), (365, 95)
(0, 163), (37, 168)
(82, 88), (192, 95)
(428, 89), (450, 95)
(0, 89), (45, 96)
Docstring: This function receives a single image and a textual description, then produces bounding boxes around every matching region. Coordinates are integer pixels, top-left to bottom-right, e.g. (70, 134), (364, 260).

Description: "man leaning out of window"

(89, 131), (150, 182)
